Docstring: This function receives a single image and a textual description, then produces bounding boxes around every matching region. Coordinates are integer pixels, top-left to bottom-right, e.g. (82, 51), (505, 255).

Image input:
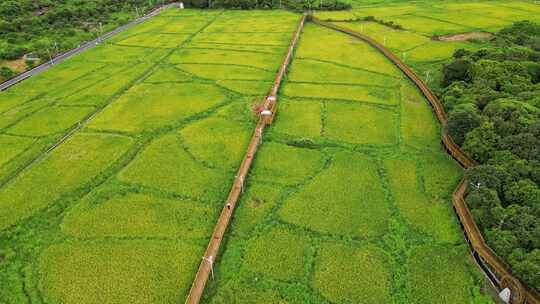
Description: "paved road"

(0, 3), (179, 92)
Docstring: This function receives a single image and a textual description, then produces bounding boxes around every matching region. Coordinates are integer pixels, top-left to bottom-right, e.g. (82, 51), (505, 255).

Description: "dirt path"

(435, 32), (493, 41)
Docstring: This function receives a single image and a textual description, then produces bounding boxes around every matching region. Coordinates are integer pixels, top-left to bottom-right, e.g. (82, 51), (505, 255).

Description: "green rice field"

(315, 0), (540, 90)
(2, 1), (537, 303)
(0, 9), (299, 303)
(201, 23), (490, 304)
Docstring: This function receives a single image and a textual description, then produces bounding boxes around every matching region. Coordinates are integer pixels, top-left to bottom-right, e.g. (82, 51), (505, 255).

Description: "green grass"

(406, 244), (479, 304)
(334, 21), (430, 51)
(73, 44), (168, 63)
(0, 10), (305, 304)
(250, 142), (326, 186)
(244, 226), (310, 281)
(325, 101), (398, 145)
(186, 42), (286, 54)
(118, 134), (229, 202)
(143, 65), (193, 83)
(179, 64), (274, 81)
(283, 83), (400, 105)
(271, 99), (322, 139)
(384, 157), (461, 243)
(88, 82), (226, 133)
(296, 24), (403, 77)
(386, 15), (473, 36)
(217, 80), (272, 96)
(400, 83), (440, 149)
(0, 135), (36, 167)
(204, 10), (298, 33)
(59, 62), (153, 106)
(230, 183), (283, 237)
(169, 48), (282, 70)
(278, 152), (390, 238)
(7, 106), (93, 137)
(0, 133), (133, 230)
(8, 60), (105, 94)
(288, 58), (402, 86)
(407, 40), (479, 62)
(313, 242), (392, 303)
(115, 33), (191, 49)
(0, 91), (35, 114)
(179, 116), (253, 171)
(422, 153), (463, 201)
(61, 192), (216, 239)
(192, 32), (291, 46)
(39, 240), (202, 304)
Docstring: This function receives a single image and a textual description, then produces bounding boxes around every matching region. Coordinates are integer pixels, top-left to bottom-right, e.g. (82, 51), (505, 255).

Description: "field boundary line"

(0, 3), (181, 92)
(0, 11), (224, 192)
(184, 13), (307, 304)
(312, 17), (540, 304)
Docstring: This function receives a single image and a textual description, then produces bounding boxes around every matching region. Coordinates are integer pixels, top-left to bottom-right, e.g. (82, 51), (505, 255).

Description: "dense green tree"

(442, 58), (471, 86)
(463, 122), (500, 163)
(446, 103), (482, 145)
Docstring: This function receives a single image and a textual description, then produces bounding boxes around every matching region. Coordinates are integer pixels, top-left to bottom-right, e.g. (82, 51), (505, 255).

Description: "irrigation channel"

(311, 18), (540, 304)
(184, 14), (307, 304)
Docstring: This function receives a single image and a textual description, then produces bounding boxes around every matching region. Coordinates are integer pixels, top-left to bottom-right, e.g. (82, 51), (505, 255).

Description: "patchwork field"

(0, 9), (299, 303)
(2, 2), (527, 303)
(315, 0), (540, 89)
(201, 24), (489, 303)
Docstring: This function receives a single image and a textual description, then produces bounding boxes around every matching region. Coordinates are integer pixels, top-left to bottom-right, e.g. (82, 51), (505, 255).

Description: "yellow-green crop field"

(200, 24), (490, 304)
(0, 9), (299, 303)
(2, 1), (535, 303)
(316, 0), (540, 89)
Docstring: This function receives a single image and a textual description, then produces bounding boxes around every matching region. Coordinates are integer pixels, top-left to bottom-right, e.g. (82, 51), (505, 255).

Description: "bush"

(0, 66), (15, 79)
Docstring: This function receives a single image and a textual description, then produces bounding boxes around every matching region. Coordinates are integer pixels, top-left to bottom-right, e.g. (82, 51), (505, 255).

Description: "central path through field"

(199, 19), (490, 304)
(184, 14), (306, 304)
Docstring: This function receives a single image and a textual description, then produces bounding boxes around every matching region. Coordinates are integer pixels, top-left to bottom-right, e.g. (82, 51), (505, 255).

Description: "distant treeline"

(441, 21), (540, 290)
(182, 0), (350, 11)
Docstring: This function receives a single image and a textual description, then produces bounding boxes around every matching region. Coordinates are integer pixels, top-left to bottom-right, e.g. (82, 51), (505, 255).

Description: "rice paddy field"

(0, 9), (300, 303)
(315, 0), (540, 90)
(1, 1), (536, 303)
(200, 23), (490, 303)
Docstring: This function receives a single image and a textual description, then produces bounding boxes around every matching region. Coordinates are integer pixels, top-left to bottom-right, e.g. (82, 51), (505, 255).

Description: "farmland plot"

(202, 24), (489, 303)
(316, 0), (540, 89)
(0, 9), (299, 303)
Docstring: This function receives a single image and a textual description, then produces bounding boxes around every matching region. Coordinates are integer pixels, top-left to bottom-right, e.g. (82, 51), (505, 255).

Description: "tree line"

(441, 21), (540, 291)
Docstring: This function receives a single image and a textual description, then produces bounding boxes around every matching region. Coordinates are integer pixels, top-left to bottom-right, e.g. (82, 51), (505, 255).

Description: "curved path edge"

(312, 17), (540, 304)
(184, 14), (307, 304)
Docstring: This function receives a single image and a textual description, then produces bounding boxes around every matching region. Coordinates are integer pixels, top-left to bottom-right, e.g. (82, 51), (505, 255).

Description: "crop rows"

(201, 24), (489, 304)
(0, 9), (299, 303)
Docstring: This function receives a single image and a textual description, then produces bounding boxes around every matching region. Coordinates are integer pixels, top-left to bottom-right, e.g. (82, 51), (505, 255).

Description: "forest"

(442, 21), (540, 290)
